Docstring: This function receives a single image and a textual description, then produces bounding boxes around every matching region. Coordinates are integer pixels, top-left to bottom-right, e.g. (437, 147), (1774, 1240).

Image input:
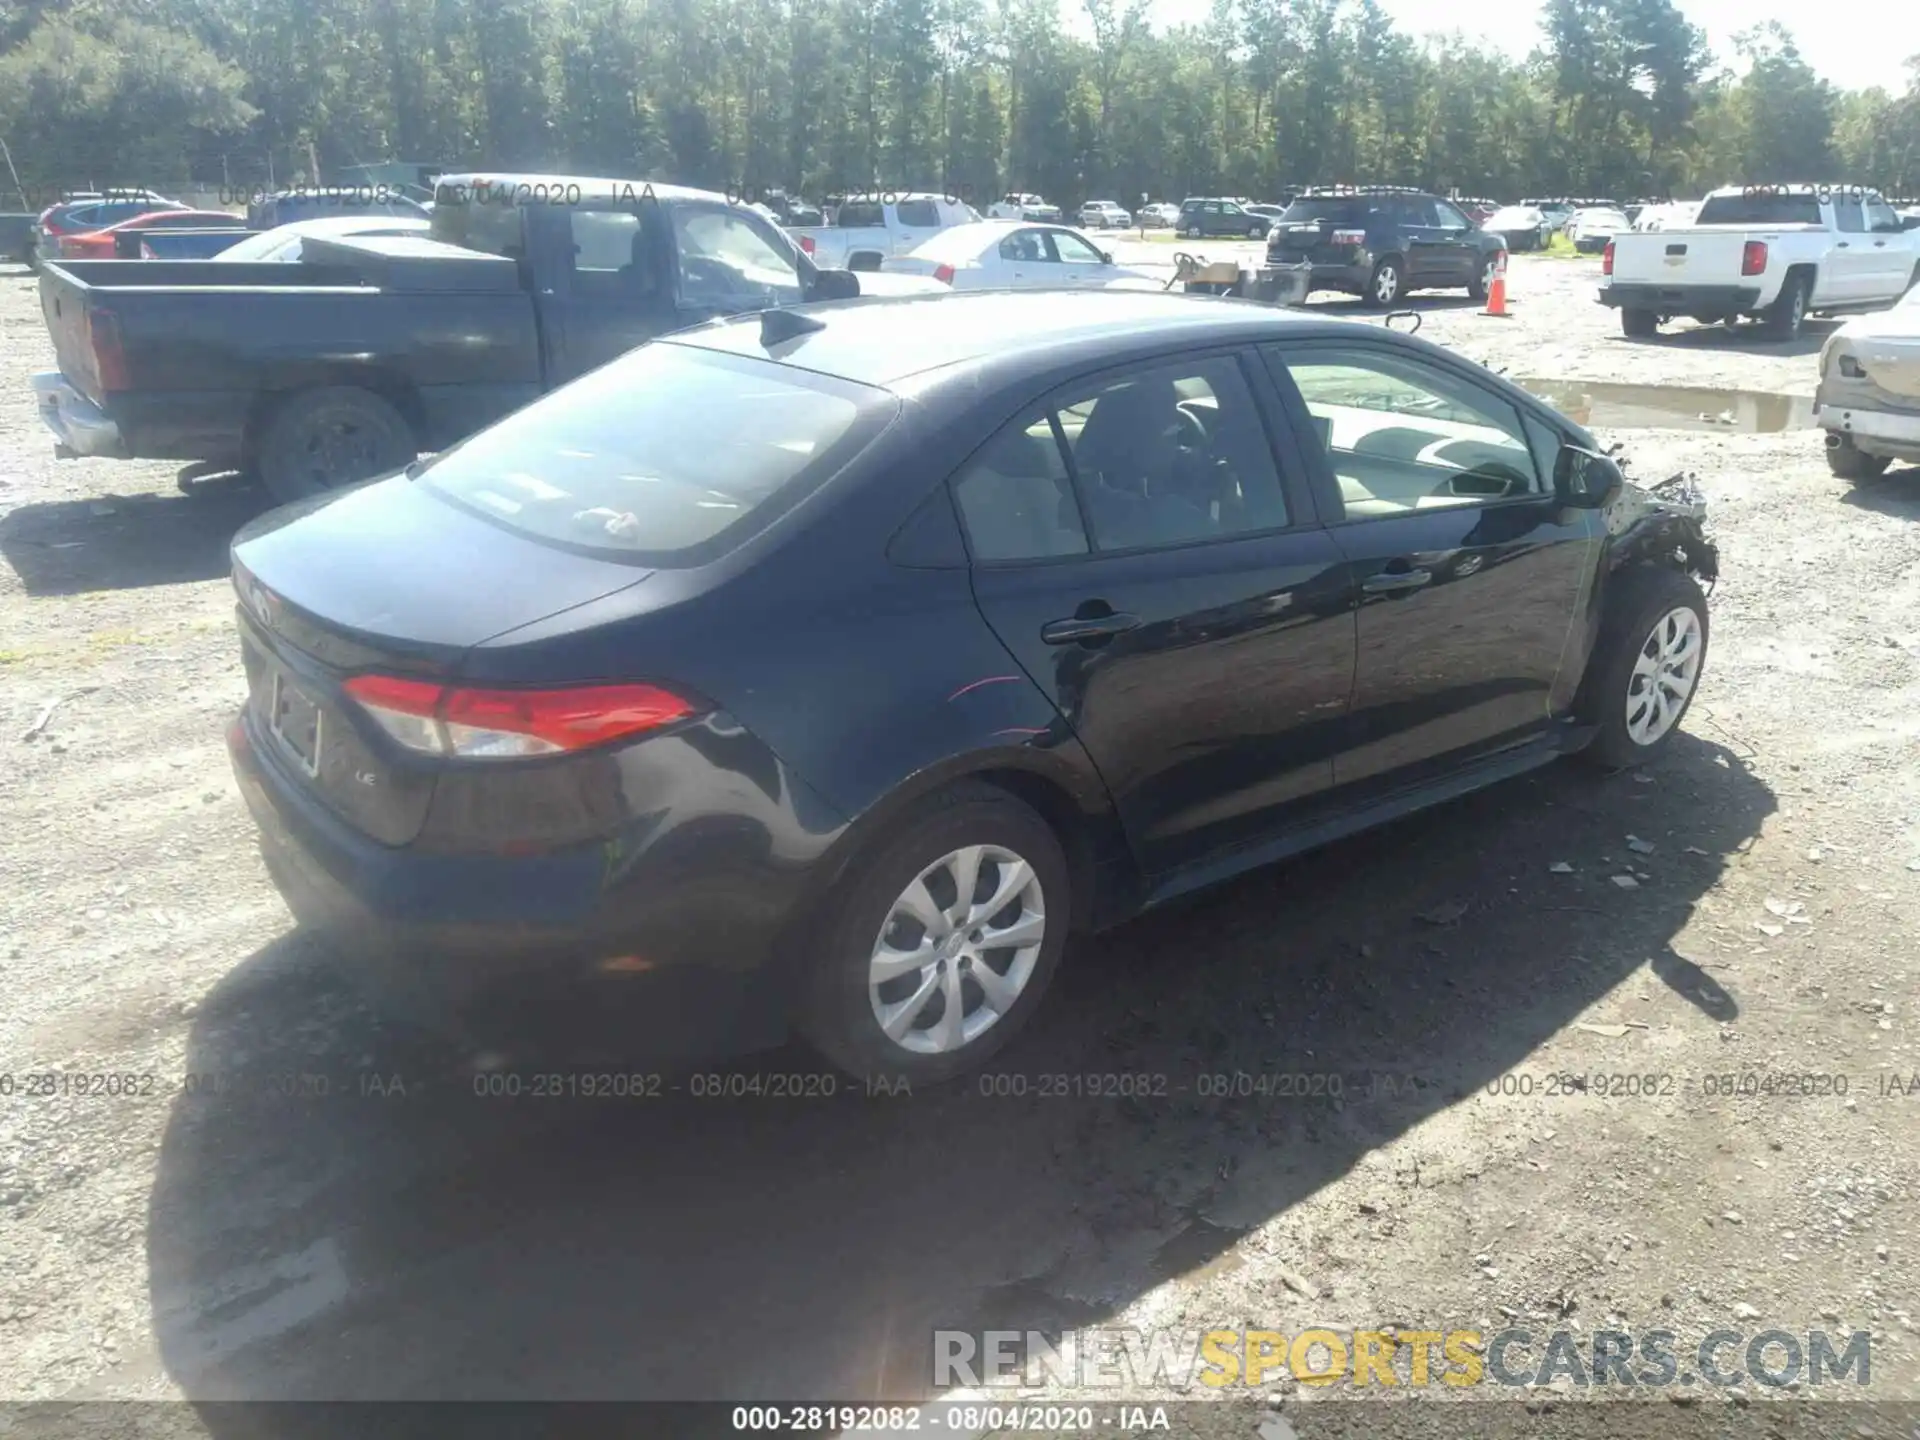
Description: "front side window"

(1048, 230), (1105, 263)
(1866, 198), (1902, 233)
(1270, 344), (1541, 518)
(1834, 198), (1865, 233)
(1434, 200), (1470, 228)
(421, 345), (890, 564)
(671, 207), (804, 307)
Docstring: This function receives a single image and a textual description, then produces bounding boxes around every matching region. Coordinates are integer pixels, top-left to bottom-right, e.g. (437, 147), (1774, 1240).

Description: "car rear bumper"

(31, 370), (125, 458)
(1266, 256), (1370, 293)
(1598, 282), (1762, 314)
(1816, 396), (1920, 460)
(227, 703), (845, 1064)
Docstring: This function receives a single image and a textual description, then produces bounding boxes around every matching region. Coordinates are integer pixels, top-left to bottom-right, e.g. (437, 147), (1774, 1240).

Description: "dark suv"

(1266, 187), (1508, 306)
(1176, 198), (1274, 239)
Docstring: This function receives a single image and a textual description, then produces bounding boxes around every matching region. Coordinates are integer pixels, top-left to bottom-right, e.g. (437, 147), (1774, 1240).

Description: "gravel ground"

(1, 252), (1918, 1434)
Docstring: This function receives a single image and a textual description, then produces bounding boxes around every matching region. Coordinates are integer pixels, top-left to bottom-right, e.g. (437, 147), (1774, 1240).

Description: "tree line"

(3, 0), (1918, 212)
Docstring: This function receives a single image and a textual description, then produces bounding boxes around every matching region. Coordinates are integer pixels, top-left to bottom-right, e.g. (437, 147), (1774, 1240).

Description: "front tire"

(1576, 568), (1710, 769)
(797, 783), (1071, 1084)
(1364, 255), (1403, 308)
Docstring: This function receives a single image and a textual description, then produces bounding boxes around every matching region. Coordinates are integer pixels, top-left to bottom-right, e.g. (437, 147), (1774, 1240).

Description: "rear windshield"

(421, 345), (894, 565)
(1696, 193), (1821, 226)
(837, 201), (884, 228)
(1280, 198), (1366, 224)
(429, 199), (526, 257)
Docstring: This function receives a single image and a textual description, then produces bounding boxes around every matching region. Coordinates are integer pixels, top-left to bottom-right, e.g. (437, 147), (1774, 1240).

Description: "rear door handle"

(1362, 568), (1433, 594)
(1042, 612), (1141, 644)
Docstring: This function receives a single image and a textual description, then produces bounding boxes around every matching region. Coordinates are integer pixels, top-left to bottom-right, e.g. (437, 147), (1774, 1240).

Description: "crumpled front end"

(1605, 473), (1719, 585)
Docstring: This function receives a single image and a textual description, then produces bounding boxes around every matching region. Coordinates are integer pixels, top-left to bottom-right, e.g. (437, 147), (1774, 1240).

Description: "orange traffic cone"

(1482, 255), (1510, 318)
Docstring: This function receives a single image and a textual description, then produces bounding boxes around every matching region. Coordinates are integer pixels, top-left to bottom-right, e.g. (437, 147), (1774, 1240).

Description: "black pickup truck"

(33, 173), (939, 502)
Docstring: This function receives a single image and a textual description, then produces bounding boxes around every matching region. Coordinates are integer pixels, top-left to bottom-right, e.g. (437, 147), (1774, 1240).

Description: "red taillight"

(1602, 240), (1614, 275)
(87, 308), (130, 392)
(1741, 240), (1767, 277)
(933, 263), (955, 285)
(799, 235), (815, 254)
(1330, 228), (1367, 247)
(343, 675), (699, 759)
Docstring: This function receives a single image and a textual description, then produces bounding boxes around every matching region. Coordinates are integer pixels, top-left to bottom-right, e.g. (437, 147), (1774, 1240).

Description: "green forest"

(2, 0), (1918, 208)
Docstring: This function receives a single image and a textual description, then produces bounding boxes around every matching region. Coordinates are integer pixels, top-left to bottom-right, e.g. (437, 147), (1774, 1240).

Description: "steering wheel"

(1174, 401), (1212, 453)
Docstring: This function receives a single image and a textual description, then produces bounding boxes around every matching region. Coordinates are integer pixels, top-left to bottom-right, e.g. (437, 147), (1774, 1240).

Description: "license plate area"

(269, 670), (324, 778)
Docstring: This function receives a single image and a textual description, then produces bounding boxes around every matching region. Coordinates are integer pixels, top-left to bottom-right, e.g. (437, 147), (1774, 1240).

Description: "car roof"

(434, 172), (739, 207)
(666, 289), (1352, 389)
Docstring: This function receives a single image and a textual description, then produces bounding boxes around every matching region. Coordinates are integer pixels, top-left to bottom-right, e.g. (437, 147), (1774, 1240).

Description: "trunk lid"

(232, 475), (653, 843)
(1830, 309), (1920, 401)
(1269, 199), (1369, 265)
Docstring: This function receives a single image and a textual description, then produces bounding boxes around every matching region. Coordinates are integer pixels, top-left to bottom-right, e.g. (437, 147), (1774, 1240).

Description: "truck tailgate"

(1610, 229), (1753, 286)
(38, 266), (104, 404)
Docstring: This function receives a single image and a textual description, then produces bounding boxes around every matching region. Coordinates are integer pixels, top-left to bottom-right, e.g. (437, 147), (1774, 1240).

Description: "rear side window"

(421, 346), (894, 565)
(1696, 193), (1821, 226)
(895, 198), (940, 227)
(1280, 198), (1365, 225)
(837, 201), (884, 228)
(953, 418), (1088, 562)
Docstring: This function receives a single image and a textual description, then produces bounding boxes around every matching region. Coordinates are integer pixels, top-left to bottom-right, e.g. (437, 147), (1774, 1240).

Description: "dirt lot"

(2, 252), (1918, 1430)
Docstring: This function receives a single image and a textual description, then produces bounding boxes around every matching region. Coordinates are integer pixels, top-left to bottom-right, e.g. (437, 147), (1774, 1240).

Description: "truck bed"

(37, 237), (542, 461)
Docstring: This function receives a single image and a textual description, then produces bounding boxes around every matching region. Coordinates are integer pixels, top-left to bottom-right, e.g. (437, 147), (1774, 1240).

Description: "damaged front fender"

(1603, 472), (1719, 585)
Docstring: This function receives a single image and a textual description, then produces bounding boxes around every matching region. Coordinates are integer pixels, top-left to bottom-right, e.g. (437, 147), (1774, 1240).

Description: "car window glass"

(1271, 345), (1541, 518)
(895, 198), (940, 227)
(672, 208), (804, 306)
(1049, 230), (1104, 263)
(952, 416), (1089, 562)
(1053, 356), (1290, 552)
(430, 198), (525, 258)
(565, 208), (652, 295)
(1397, 197), (1438, 225)
(1866, 199), (1901, 233)
(999, 230), (1049, 262)
(1834, 198), (1865, 233)
(1434, 200), (1469, 228)
(837, 201), (884, 228)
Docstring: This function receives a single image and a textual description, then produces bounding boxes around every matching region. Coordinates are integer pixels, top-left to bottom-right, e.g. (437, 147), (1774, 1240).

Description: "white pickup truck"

(786, 192), (974, 271)
(1599, 184), (1920, 341)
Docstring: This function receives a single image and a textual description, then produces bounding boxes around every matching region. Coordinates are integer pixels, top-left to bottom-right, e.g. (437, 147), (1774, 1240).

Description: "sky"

(1142, 0), (1920, 94)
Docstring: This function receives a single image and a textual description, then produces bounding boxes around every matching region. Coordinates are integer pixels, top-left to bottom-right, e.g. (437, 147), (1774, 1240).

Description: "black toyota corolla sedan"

(227, 290), (1718, 1082)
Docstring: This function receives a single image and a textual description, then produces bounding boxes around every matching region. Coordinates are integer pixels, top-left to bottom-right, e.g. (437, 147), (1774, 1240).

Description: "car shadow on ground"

(1839, 465), (1920, 519)
(0, 478), (269, 596)
(146, 733), (1772, 1420)
(1304, 293), (1486, 316)
(1611, 319), (1839, 359)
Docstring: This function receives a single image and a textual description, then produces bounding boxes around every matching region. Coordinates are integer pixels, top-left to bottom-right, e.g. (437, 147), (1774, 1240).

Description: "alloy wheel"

(1625, 606), (1703, 746)
(867, 844), (1046, 1055)
(1374, 264), (1399, 304)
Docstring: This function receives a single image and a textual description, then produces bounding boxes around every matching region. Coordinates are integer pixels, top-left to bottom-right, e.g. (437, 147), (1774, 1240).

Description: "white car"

(1567, 206), (1631, 253)
(1482, 205), (1549, 252)
(987, 193), (1062, 222)
(1817, 278), (1920, 481)
(216, 214), (431, 261)
(1138, 202), (1182, 228)
(1078, 200), (1133, 230)
(880, 221), (1161, 291)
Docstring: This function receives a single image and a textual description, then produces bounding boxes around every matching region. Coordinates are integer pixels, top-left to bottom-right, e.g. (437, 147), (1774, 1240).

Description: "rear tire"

(797, 782), (1071, 1085)
(1576, 568), (1710, 770)
(1363, 255), (1403, 308)
(1468, 254), (1495, 302)
(1621, 308), (1659, 339)
(1826, 439), (1891, 483)
(255, 386), (417, 506)
(1765, 273), (1809, 341)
